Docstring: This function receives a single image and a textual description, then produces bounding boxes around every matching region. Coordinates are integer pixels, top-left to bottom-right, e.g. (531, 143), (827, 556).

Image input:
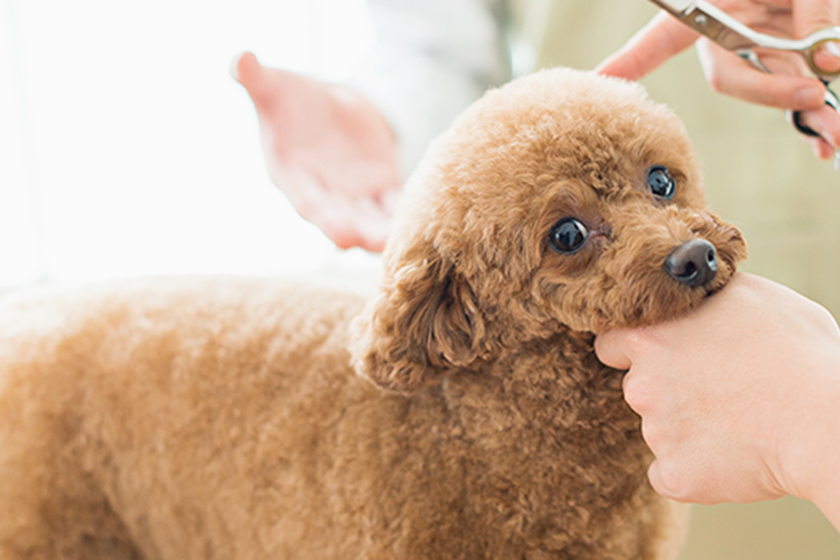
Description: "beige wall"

(522, 1), (840, 558)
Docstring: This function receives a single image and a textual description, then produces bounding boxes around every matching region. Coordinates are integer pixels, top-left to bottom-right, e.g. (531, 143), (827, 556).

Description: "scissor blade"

(648, 0), (759, 52)
(649, 0), (695, 14)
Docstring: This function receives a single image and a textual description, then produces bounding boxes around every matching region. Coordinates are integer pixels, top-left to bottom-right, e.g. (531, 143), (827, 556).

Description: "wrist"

(777, 347), (840, 531)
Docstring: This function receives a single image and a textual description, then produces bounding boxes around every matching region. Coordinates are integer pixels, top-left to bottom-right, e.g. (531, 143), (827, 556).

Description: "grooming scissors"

(648, 0), (840, 169)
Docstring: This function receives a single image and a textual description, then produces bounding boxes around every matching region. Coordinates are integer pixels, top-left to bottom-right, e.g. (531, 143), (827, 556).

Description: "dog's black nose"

(664, 239), (718, 288)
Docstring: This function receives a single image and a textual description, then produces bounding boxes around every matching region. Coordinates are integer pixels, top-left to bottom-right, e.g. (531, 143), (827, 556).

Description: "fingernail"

(815, 122), (840, 148)
(824, 41), (840, 58)
(813, 129), (838, 150)
(794, 86), (825, 107)
(819, 129), (837, 152)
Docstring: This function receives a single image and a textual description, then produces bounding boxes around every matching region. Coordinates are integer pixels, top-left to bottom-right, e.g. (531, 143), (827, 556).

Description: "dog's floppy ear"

(351, 255), (487, 394)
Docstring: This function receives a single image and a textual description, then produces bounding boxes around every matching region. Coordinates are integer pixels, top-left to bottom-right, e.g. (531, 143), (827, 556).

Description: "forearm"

(783, 357), (840, 533)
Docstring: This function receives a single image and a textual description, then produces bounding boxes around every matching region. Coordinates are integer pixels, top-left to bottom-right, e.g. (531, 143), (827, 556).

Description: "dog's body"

(0, 278), (681, 559)
(0, 69), (746, 559)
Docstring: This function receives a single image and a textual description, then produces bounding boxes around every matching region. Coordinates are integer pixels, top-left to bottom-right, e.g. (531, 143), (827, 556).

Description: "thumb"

(596, 11), (699, 80)
(593, 330), (633, 370)
(231, 51), (273, 104)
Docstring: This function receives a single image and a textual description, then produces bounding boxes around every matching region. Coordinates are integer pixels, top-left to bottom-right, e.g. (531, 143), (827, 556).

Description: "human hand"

(596, 0), (840, 160)
(232, 52), (401, 252)
(594, 274), (840, 513)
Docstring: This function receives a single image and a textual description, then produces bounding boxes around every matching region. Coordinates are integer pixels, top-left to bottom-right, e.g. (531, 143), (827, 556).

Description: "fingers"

(811, 40), (840, 75)
(647, 460), (679, 501)
(696, 40), (828, 109)
(231, 51), (282, 109)
(274, 165), (393, 252)
(794, 0), (840, 79)
(231, 51), (273, 109)
(230, 51), (260, 90)
(598, 0), (840, 163)
(593, 330), (634, 370)
(317, 201), (392, 253)
(793, 105), (840, 157)
(596, 12), (699, 81)
(793, 0), (840, 38)
(326, 193), (393, 252)
(647, 459), (705, 503)
(694, 37), (840, 154)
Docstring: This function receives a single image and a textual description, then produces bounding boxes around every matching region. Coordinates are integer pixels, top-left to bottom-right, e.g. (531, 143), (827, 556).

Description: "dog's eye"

(549, 218), (588, 254)
(647, 166), (675, 199)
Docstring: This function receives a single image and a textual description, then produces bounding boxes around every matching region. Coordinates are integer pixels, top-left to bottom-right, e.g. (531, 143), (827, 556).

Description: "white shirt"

(348, 0), (512, 177)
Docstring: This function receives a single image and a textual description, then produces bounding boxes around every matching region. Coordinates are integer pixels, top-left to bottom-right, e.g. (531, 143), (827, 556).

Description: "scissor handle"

(668, 1), (760, 52)
(790, 83), (840, 137)
(805, 37), (840, 79)
(650, 0), (840, 79)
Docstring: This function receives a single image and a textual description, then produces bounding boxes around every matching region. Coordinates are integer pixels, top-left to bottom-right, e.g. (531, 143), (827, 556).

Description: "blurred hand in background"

(232, 51), (400, 252)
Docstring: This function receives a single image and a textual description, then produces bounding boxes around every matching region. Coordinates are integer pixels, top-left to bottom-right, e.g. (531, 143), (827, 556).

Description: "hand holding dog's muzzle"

(595, 273), (840, 511)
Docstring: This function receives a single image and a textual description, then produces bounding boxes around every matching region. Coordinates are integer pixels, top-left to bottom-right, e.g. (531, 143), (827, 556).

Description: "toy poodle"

(0, 68), (747, 559)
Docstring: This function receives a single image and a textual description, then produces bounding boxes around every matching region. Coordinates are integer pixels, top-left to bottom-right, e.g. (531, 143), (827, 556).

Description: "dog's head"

(352, 68), (747, 393)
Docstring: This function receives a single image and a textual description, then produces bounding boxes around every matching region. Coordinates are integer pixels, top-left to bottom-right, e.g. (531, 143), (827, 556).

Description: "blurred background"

(0, 0), (380, 290)
(1, 0), (839, 557)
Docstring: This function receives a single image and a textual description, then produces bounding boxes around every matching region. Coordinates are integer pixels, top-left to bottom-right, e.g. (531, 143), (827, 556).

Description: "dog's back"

(0, 278), (380, 558)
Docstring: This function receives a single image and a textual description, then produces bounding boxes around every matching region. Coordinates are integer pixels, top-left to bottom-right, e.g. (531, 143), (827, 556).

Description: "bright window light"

(0, 0), (377, 289)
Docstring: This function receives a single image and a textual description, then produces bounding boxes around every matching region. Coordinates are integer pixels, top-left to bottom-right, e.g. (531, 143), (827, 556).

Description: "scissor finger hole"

(809, 39), (840, 78)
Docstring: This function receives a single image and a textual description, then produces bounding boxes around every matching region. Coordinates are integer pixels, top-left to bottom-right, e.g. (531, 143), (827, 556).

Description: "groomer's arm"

(596, 0), (840, 159)
(594, 273), (840, 532)
(233, 0), (509, 252)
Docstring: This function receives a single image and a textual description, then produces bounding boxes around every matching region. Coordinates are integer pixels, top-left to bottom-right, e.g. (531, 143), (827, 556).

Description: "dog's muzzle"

(664, 239), (718, 288)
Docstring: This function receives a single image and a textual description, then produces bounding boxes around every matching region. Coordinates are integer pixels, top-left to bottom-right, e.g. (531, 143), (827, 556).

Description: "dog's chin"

(652, 274), (735, 324)
(582, 265), (737, 335)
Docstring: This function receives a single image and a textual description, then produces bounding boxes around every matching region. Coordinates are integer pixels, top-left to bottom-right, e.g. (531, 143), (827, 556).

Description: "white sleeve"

(347, 0), (511, 177)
